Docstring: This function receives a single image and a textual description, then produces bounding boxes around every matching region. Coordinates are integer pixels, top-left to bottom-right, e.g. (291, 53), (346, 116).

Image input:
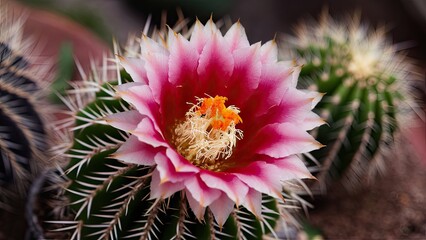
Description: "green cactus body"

(53, 78), (282, 240)
(285, 14), (413, 190)
(0, 7), (50, 202)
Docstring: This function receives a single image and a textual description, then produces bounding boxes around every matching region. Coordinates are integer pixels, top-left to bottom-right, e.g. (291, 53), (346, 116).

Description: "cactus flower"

(107, 20), (324, 225)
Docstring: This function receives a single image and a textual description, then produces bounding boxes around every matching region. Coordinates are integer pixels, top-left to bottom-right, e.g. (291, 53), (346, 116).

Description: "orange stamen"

(197, 96), (242, 131)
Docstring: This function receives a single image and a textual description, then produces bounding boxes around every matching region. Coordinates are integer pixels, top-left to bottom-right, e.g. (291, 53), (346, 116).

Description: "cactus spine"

(284, 13), (415, 190)
(0, 3), (52, 205)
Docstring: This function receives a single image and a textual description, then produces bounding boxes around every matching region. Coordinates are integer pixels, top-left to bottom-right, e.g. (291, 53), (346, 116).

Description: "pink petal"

(186, 189), (206, 220)
(112, 135), (157, 166)
(240, 62), (292, 120)
(150, 170), (184, 199)
(190, 19), (219, 53)
(120, 58), (147, 84)
(253, 122), (323, 158)
(240, 188), (262, 218)
(104, 110), (143, 132)
(266, 155), (314, 180)
(144, 52), (170, 104)
(234, 161), (283, 199)
(260, 40), (278, 64)
(140, 34), (168, 57)
(118, 84), (162, 132)
(251, 88), (322, 130)
(289, 65), (301, 88)
(208, 193), (235, 226)
(132, 118), (167, 148)
(302, 90), (324, 109)
(200, 171), (248, 205)
(165, 149), (199, 173)
(166, 30), (199, 111)
(115, 82), (144, 92)
(275, 88), (322, 127)
(196, 31), (234, 95)
(168, 31), (199, 86)
(154, 152), (195, 183)
(226, 44), (262, 105)
(185, 175), (221, 208)
(224, 22), (250, 51)
(302, 111), (326, 131)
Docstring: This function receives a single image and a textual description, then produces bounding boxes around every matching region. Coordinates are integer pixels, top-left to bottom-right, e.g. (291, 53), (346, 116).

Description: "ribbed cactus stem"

(283, 12), (415, 191)
(0, 4), (51, 201)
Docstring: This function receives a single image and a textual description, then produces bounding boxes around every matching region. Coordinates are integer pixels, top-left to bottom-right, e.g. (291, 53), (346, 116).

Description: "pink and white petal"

(240, 188), (262, 218)
(185, 176), (221, 208)
(189, 20), (207, 53)
(203, 19), (220, 41)
(144, 52), (170, 104)
(118, 84), (162, 132)
(199, 171), (248, 205)
(132, 118), (167, 148)
(224, 22), (250, 51)
(253, 122), (323, 158)
(168, 32), (199, 86)
(260, 40), (278, 64)
(227, 44), (262, 104)
(208, 193), (235, 226)
(112, 135), (157, 166)
(150, 170), (185, 200)
(241, 62), (292, 119)
(167, 30), (200, 106)
(190, 19), (219, 53)
(234, 161), (283, 199)
(165, 149), (199, 173)
(289, 65), (301, 88)
(276, 88), (322, 127)
(196, 32), (234, 94)
(115, 82), (144, 92)
(120, 57), (148, 84)
(255, 87), (320, 128)
(302, 111), (326, 131)
(140, 34), (169, 57)
(301, 90), (324, 109)
(104, 110), (143, 132)
(263, 155), (314, 180)
(154, 152), (195, 183)
(186, 189), (206, 220)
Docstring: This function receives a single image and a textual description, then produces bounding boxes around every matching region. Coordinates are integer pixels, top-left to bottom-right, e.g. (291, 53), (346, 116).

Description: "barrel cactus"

(0, 3), (52, 207)
(47, 19), (324, 239)
(282, 13), (415, 191)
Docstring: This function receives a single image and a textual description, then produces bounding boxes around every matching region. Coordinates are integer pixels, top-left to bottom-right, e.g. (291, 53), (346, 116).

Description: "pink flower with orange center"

(106, 19), (324, 225)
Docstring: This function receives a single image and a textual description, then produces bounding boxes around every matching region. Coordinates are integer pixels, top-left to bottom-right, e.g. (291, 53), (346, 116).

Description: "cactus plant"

(0, 2), (53, 207)
(46, 19), (324, 239)
(282, 13), (416, 191)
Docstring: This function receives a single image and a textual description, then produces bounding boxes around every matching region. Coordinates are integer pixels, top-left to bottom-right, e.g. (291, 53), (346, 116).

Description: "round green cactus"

(283, 13), (415, 190)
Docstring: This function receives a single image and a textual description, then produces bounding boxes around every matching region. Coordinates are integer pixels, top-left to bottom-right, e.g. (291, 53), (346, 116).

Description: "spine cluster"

(0, 11), (50, 203)
(284, 13), (415, 190)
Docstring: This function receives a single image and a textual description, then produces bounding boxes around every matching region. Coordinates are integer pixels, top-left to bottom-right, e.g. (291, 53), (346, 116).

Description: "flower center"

(173, 96), (243, 171)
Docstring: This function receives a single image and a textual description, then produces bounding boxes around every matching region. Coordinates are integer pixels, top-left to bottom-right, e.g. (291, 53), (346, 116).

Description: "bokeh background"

(6, 0), (426, 239)
(16, 0), (426, 103)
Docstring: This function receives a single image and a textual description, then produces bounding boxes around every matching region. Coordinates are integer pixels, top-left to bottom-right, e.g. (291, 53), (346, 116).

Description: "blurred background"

(14, 0), (426, 103)
(7, 0), (426, 239)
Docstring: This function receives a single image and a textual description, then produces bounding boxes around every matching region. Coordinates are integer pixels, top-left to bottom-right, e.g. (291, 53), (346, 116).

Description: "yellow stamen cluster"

(173, 96), (243, 171)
